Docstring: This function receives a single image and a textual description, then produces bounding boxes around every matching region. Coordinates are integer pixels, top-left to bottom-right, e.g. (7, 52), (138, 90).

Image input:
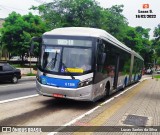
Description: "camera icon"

(143, 4), (149, 9)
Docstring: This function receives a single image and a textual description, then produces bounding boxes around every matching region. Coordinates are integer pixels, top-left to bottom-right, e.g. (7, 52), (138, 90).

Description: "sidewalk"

(21, 76), (36, 80)
(56, 78), (160, 134)
(18, 68), (37, 75)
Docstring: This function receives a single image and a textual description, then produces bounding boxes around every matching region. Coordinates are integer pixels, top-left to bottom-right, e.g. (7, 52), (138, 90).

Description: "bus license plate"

(53, 93), (64, 98)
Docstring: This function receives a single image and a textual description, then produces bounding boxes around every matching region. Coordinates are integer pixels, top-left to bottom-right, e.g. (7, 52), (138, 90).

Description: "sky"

(0, 0), (159, 39)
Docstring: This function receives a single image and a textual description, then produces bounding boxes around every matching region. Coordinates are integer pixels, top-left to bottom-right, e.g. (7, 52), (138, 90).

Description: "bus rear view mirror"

(30, 37), (42, 55)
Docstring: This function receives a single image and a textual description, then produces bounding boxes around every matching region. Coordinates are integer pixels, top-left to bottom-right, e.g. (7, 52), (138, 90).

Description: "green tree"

(154, 24), (160, 42)
(32, 1), (128, 42)
(1, 12), (47, 61)
(151, 24), (160, 66)
(101, 5), (128, 41)
(157, 57), (160, 65)
(31, 0), (155, 66)
(32, 0), (102, 29)
(135, 26), (150, 39)
(153, 24), (160, 57)
(0, 29), (7, 60)
(122, 26), (153, 66)
(123, 26), (143, 52)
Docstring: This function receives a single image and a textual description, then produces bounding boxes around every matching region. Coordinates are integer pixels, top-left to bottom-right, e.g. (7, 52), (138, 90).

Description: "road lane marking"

(0, 94), (39, 104)
(48, 78), (150, 135)
(0, 83), (35, 88)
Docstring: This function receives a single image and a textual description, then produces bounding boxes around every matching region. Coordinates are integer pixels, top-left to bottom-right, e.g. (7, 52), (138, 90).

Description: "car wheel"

(12, 76), (18, 83)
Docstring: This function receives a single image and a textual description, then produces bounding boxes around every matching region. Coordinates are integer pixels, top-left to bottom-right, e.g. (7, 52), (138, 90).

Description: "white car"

(146, 68), (152, 74)
(157, 69), (160, 74)
(10, 56), (21, 61)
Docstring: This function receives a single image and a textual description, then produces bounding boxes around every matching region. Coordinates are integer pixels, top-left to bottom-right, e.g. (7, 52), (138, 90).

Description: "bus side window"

(103, 42), (117, 77)
(97, 42), (105, 72)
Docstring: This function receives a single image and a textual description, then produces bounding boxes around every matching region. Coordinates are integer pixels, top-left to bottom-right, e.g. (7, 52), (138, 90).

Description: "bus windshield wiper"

(62, 62), (75, 79)
(45, 51), (58, 70)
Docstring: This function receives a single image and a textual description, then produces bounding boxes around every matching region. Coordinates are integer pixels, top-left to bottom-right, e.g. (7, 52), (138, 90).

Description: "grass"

(11, 64), (37, 69)
(11, 64), (24, 68)
(26, 73), (36, 76)
(154, 75), (160, 79)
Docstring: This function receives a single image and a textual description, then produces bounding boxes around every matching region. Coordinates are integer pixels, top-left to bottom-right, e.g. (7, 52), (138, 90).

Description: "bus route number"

(58, 39), (74, 45)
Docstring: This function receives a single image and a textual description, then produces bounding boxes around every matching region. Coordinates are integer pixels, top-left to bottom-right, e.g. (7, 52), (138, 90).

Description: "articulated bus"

(31, 27), (144, 101)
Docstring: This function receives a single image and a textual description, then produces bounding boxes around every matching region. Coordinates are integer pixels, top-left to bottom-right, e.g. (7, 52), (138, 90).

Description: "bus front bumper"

(36, 81), (93, 101)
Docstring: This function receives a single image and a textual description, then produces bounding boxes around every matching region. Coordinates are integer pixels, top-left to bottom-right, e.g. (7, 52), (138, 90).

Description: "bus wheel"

(105, 82), (110, 96)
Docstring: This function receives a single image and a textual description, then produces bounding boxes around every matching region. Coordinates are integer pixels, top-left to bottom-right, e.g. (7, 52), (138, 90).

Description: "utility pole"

(28, 51), (32, 74)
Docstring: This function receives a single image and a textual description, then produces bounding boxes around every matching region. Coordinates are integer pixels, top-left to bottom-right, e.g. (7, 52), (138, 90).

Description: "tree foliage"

(32, 1), (128, 41)
(32, 0), (102, 28)
(102, 5), (128, 41)
(122, 26), (154, 65)
(30, 0), (157, 66)
(152, 24), (160, 65)
(1, 12), (47, 60)
(1, 0), (158, 66)
(154, 24), (160, 42)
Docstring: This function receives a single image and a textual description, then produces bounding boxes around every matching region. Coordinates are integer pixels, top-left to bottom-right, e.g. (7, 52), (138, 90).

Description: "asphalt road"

(0, 77), (37, 101)
(0, 77), (99, 133)
(0, 86), (98, 135)
(0, 75), (152, 135)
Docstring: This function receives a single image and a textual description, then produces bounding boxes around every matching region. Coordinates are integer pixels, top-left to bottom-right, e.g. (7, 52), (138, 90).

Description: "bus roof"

(44, 27), (143, 60)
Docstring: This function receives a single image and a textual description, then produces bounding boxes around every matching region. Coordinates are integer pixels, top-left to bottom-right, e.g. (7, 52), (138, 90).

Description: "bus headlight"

(78, 78), (93, 87)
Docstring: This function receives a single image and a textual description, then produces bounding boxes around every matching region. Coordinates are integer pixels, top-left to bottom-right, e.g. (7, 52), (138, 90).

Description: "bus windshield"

(40, 38), (92, 74)
(41, 46), (62, 72)
(62, 47), (92, 72)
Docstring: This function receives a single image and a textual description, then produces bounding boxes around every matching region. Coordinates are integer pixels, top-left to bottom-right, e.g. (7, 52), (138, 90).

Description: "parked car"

(145, 68), (152, 74)
(157, 69), (160, 74)
(0, 63), (21, 83)
(10, 56), (21, 61)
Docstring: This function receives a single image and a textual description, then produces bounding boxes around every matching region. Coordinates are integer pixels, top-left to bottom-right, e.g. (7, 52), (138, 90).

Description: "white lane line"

(0, 83), (35, 88)
(48, 77), (151, 135)
(0, 94), (39, 104)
